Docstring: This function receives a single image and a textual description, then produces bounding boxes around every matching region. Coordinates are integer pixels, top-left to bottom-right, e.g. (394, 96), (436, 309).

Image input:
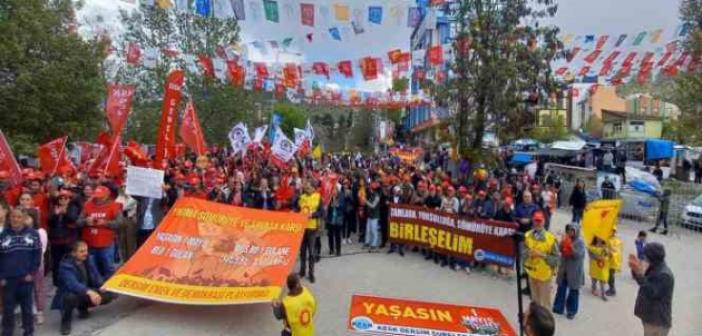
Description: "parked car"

(682, 194), (702, 230)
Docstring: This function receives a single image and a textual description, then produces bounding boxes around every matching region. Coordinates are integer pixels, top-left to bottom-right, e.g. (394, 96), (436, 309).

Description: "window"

(613, 122), (623, 133)
(629, 121), (645, 134)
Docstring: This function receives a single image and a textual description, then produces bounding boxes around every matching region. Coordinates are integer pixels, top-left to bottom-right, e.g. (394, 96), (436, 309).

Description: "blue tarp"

(629, 180), (659, 195)
(511, 153), (532, 165)
(645, 139), (674, 161)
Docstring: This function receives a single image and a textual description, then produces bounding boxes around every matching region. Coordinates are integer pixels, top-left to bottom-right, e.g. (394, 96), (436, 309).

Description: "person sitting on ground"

(525, 301), (555, 336)
(52, 240), (115, 335)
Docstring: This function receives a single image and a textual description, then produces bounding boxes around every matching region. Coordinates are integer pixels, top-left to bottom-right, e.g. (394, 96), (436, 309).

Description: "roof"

(602, 109), (662, 122)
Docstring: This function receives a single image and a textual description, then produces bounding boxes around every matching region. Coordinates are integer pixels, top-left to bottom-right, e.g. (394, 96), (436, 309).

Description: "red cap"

(93, 186), (110, 199)
(504, 197), (513, 207)
(478, 190), (486, 197)
(418, 181), (427, 189)
(184, 160), (193, 168)
(189, 177), (201, 186)
(0, 171), (9, 179)
(447, 186), (455, 193)
(458, 186), (468, 194)
(428, 184), (436, 192)
(533, 211), (545, 223)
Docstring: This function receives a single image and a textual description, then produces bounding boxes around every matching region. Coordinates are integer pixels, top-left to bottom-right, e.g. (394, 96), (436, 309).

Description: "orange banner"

(103, 197), (307, 305)
(348, 294), (516, 336)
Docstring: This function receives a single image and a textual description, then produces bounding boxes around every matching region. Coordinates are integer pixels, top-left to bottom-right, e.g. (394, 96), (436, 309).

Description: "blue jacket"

(514, 202), (540, 233)
(0, 227), (41, 279)
(51, 255), (104, 310)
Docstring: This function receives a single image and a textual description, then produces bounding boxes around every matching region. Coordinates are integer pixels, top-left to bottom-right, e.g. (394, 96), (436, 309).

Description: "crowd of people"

(0, 143), (676, 336)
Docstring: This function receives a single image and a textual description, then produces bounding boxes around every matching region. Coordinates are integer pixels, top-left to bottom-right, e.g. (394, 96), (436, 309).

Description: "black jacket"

(569, 187), (587, 210)
(634, 261), (674, 328)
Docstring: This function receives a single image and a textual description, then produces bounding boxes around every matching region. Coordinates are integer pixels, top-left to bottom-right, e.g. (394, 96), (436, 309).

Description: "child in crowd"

(588, 236), (610, 301)
(635, 230), (647, 261)
(606, 229), (622, 296)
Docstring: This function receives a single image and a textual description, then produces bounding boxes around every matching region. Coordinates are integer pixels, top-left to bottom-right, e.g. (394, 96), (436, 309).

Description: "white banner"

(228, 122), (251, 155)
(252, 125), (268, 144)
(294, 128), (308, 148)
(271, 127), (297, 163)
(125, 166), (164, 199)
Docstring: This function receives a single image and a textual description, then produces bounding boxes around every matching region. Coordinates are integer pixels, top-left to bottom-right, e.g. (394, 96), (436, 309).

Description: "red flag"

(338, 60), (353, 78)
(283, 63), (300, 88)
(155, 70), (185, 164)
(578, 66), (590, 76)
(226, 60), (245, 86)
(555, 66), (568, 75)
(320, 173), (339, 207)
(657, 52), (673, 67)
(198, 54), (215, 78)
(126, 42), (141, 65)
(105, 83), (135, 135)
(622, 52), (638, 67)
(388, 49), (402, 64)
(599, 62), (614, 76)
(37, 137), (71, 175)
(583, 50), (602, 64)
(300, 3), (314, 27)
(124, 140), (149, 167)
(428, 46), (443, 65)
(174, 143), (186, 158)
(179, 99), (208, 156)
(640, 52), (655, 68)
(602, 51), (621, 65)
(596, 35), (609, 49)
(0, 130), (22, 186)
(566, 47), (581, 63)
(101, 135), (122, 177)
(312, 62), (330, 79)
(361, 57), (378, 80)
(254, 62), (269, 78)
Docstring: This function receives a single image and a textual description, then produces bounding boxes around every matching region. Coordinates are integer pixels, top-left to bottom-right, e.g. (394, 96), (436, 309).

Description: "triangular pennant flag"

(368, 6), (382, 24)
(231, 0), (246, 19)
(334, 3), (349, 21)
(156, 0), (173, 9)
(179, 99), (208, 156)
(196, 0), (211, 16)
(407, 7), (420, 28)
(263, 0), (279, 22)
(329, 27), (341, 41)
(300, 3), (314, 26)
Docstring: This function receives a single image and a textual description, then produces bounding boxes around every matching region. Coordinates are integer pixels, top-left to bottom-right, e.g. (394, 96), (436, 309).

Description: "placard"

(126, 166), (165, 199)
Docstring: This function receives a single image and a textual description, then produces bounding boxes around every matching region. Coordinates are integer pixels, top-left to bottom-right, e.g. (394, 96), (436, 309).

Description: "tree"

(671, 0), (702, 145)
(530, 115), (569, 143)
(273, 103), (306, 136)
(447, 0), (561, 158)
(116, 4), (254, 145)
(0, 0), (106, 154)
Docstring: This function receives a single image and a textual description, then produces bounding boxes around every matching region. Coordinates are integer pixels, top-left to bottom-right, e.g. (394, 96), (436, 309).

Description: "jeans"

(327, 225), (342, 256)
(365, 218), (379, 248)
(572, 208), (584, 224)
(553, 279), (579, 316)
(51, 244), (71, 285)
(2, 278), (34, 336)
(90, 245), (115, 279)
(299, 230), (316, 277)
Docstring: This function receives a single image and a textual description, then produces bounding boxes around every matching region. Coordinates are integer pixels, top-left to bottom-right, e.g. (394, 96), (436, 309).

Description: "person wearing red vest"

(78, 186), (122, 278)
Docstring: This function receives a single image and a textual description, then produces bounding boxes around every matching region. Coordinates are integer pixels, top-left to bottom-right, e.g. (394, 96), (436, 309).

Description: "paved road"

(28, 210), (702, 336)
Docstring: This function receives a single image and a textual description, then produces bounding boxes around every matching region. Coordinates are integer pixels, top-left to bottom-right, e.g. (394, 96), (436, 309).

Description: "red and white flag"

(37, 136), (73, 175)
(155, 70), (185, 164)
(0, 130), (22, 186)
(179, 99), (208, 156)
(105, 83), (135, 135)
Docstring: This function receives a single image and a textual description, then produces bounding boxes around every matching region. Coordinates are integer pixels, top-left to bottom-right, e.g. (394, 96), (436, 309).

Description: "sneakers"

(308, 274), (315, 284)
(61, 322), (72, 335)
(605, 289), (616, 297)
(35, 312), (45, 325)
(566, 313), (575, 320)
(398, 250), (405, 257)
(464, 267), (472, 275)
(649, 227), (657, 233)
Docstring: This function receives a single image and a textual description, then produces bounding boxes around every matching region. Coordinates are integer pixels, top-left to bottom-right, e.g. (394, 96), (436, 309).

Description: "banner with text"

(389, 205), (517, 267)
(125, 166), (165, 199)
(104, 197), (307, 305)
(348, 294), (517, 336)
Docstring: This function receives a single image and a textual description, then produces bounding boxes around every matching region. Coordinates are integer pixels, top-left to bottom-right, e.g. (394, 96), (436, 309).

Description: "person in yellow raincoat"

(273, 273), (317, 336)
(588, 236), (610, 301)
(606, 229), (622, 297)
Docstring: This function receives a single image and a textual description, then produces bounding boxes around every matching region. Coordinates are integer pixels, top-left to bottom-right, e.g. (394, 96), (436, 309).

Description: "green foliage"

(584, 116), (603, 136)
(273, 103), (306, 136)
(530, 115), (569, 143)
(391, 78), (409, 93)
(0, 0), (106, 154)
(449, 0), (561, 158)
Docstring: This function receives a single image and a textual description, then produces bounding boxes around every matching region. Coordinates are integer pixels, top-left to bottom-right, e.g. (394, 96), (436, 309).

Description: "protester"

(49, 189), (82, 284)
(25, 204), (48, 325)
(134, 196), (166, 248)
(52, 241), (115, 335)
(364, 182), (381, 252)
(298, 182), (321, 283)
(650, 190), (671, 235)
(553, 224), (585, 319)
(600, 175), (616, 200)
(569, 180), (587, 224)
(629, 242), (674, 336)
(272, 273), (316, 336)
(325, 187), (343, 257)
(0, 208), (41, 336)
(588, 236), (610, 301)
(386, 186), (405, 256)
(525, 302), (555, 336)
(523, 211), (560, 309)
(78, 185), (123, 278)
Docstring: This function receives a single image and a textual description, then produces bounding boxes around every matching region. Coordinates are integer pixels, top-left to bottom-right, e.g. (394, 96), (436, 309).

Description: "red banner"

(348, 294), (517, 336)
(283, 63), (300, 88)
(37, 137), (71, 175)
(126, 42), (141, 65)
(124, 140), (149, 167)
(312, 62), (330, 79)
(338, 60), (353, 78)
(428, 46), (443, 65)
(179, 99), (207, 156)
(105, 83), (135, 135)
(254, 62), (269, 78)
(0, 130), (22, 186)
(595, 35), (609, 49)
(155, 70), (185, 164)
(198, 54), (215, 78)
(226, 60), (245, 87)
(361, 57), (378, 80)
(583, 49), (602, 64)
(388, 49), (402, 64)
(300, 3), (314, 27)
(389, 204), (517, 266)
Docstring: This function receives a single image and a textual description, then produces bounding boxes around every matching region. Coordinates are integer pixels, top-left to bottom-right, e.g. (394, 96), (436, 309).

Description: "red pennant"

(657, 51), (673, 67)
(126, 42), (141, 65)
(312, 62), (330, 79)
(254, 62), (269, 78)
(599, 62), (614, 76)
(300, 3), (314, 27)
(622, 52), (638, 67)
(388, 49), (402, 64)
(596, 35), (609, 49)
(602, 51), (621, 65)
(155, 70), (185, 164)
(578, 66), (591, 76)
(124, 140), (149, 167)
(37, 137), (72, 175)
(583, 50), (602, 64)
(283, 63), (300, 88)
(428, 46), (443, 65)
(179, 99), (208, 156)
(361, 57), (378, 80)
(640, 52), (655, 68)
(555, 66), (568, 75)
(0, 130), (22, 186)
(105, 83), (135, 135)
(566, 47), (581, 63)
(338, 60), (353, 78)
(226, 60), (245, 86)
(198, 54), (215, 78)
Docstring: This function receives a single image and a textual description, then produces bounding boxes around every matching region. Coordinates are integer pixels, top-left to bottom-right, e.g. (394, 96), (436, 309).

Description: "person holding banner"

(523, 211), (560, 309)
(298, 182), (322, 283)
(52, 241), (115, 335)
(272, 273), (316, 336)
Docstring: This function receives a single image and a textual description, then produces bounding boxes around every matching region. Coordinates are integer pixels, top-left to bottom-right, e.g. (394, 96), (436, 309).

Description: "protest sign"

(389, 205), (517, 267)
(390, 147), (423, 163)
(104, 197), (307, 305)
(348, 294), (517, 336)
(582, 199), (622, 246)
(125, 166), (165, 199)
